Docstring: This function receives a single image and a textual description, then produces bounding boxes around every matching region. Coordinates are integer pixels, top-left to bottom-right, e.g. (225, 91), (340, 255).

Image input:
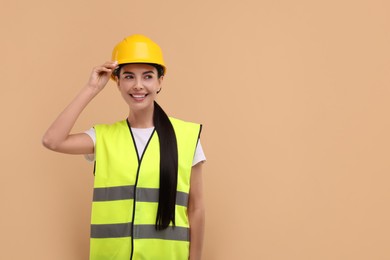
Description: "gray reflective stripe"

(137, 188), (189, 207)
(93, 185), (134, 201)
(175, 191), (189, 207)
(91, 223), (189, 241)
(93, 186), (189, 206)
(134, 225), (189, 241)
(91, 223), (132, 238)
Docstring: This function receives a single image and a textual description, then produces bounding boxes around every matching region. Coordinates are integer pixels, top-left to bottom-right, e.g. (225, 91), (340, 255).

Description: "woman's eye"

(124, 75), (134, 79)
(145, 75), (153, 79)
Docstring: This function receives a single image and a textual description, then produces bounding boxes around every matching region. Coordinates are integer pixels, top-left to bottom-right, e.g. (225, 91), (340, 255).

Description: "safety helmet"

(111, 34), (166, 80)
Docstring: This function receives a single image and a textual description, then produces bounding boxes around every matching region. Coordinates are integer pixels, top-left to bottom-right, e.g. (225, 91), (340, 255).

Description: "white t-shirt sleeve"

(84, 128), (96, 162)
(83, 127), (206, 166)
(192, 141), (206, 166)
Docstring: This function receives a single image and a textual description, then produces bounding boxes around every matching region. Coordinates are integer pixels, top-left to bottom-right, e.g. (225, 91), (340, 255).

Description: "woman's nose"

(133, 79), (144, 90)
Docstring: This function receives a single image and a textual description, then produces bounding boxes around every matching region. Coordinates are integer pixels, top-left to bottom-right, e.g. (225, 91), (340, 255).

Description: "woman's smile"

(130, 93), (148, 102)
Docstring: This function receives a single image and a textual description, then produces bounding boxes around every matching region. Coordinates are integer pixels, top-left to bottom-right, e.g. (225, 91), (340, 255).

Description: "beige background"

(1, 0), (389, 259)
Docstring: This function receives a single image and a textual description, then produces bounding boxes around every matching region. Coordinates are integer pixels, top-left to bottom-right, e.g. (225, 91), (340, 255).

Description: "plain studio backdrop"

(1, 0), (389, 259)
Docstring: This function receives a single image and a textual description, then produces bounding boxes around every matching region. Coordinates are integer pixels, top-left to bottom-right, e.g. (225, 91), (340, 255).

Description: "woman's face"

(116, 63), (163, 111)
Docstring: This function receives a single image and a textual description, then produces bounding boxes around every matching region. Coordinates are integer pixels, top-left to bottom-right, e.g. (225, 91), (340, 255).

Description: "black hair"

(115, 62), (175, 230)
(113, 63), (164, 79)
(153, 101), (178, 230)
(151, 64), (164, 78)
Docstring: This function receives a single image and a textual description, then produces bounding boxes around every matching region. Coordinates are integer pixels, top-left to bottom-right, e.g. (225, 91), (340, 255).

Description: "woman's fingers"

(104, 61), (118, 68)
(98, 61), (118, 72)
(87, 61), (118, 90)
(95, 62), (117, 73)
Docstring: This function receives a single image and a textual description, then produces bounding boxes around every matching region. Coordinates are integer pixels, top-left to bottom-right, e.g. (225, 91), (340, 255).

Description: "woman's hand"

(42, 61), (118, 154)
(86, 61), (118, 93)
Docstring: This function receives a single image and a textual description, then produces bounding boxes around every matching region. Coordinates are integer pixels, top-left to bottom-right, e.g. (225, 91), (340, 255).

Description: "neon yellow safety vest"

(90, 117), (201, 260)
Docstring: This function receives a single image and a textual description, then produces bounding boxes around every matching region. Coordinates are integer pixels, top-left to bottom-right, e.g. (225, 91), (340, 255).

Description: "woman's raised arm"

(42, 61), (117, 154)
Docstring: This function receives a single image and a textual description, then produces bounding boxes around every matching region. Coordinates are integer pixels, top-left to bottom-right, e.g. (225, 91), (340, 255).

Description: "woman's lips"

(130, 93), (148, 101)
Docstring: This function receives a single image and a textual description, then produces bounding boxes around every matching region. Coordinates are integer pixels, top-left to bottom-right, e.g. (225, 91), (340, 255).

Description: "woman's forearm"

(42, 85), (97, 150)
(188, 163), (205, 260)
(189, 207), (205, 260)
(42, 61), (116, 152)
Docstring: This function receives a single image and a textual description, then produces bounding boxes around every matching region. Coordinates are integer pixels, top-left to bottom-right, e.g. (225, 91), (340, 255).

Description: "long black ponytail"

(153, 101), (178, 230)
(116, 63), (177, 230)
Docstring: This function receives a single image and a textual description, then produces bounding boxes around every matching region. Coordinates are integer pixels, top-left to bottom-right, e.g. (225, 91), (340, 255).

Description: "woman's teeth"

(131, 94), (147, 98)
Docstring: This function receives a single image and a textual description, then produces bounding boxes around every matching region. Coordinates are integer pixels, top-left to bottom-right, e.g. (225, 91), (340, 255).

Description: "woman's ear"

(158, 75), (164, 84)
(157, 76), (163, 94)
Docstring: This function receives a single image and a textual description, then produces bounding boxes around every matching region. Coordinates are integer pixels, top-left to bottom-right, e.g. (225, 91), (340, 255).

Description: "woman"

(42, 34), (205, 260)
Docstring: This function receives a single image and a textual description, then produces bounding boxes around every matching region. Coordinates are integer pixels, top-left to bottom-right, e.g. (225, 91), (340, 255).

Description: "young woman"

(42, 35), (205, 260)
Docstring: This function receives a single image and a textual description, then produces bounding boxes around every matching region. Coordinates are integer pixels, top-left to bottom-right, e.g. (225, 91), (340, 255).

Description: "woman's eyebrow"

(143, 71), (155, 75)
(121, 71), (155, 75)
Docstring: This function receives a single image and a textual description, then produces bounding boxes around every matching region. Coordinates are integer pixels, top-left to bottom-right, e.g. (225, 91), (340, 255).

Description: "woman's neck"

(127, 105), (154, 128)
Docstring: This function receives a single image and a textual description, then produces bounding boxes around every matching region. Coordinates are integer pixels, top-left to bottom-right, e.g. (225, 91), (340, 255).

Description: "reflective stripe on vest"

(90, 117), (201, 260)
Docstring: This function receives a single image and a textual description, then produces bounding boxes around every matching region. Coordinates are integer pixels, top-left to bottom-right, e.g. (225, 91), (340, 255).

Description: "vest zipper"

(126, 120), (156, 260)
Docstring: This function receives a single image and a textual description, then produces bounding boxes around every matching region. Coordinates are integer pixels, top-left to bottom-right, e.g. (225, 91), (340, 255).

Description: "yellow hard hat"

(111, 34), (166, 80)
